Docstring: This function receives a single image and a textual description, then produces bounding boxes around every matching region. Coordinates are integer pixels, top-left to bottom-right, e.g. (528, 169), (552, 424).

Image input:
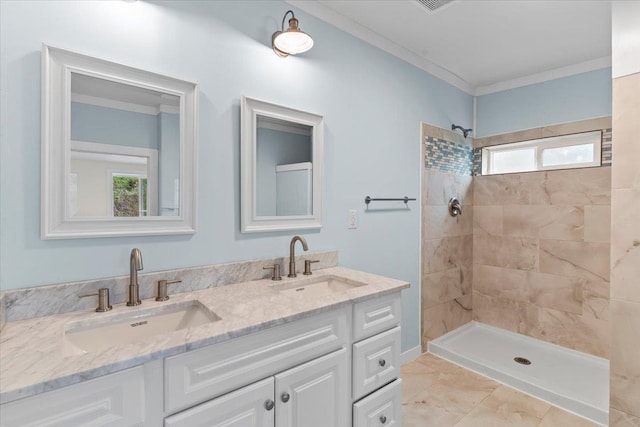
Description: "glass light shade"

(274, 30), (314, 55)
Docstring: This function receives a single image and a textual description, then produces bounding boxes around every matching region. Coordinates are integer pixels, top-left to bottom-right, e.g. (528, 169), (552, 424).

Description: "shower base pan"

(428, 321), (609, 426)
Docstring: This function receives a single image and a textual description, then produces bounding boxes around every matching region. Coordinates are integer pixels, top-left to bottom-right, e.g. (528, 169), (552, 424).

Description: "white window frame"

(108, 171), (149, 218)
(482, 131), (602, 176)
(73, 140), (158, 216)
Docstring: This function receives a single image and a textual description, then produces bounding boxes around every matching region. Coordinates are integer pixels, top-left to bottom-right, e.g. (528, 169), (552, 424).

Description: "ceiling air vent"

(415, 0), (454, 12)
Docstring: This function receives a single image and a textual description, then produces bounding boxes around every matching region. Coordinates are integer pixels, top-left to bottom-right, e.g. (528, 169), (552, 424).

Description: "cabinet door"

(0, 366), (145, 427)
(164, 377), (275, 427)
(275, 348), (349, 427)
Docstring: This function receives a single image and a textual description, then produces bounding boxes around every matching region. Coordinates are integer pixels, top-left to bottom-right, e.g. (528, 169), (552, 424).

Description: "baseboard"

(401, 345), (423, 365)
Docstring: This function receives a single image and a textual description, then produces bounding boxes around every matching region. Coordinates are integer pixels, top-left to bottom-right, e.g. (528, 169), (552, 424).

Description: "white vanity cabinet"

(353, 379), (403, 427)
(164, 377), (276, 427)
(351, 293), (403, 427)
(165, 348), (348, 427)
(0, 366), (148, 427)
(275, 348), (348, 427)
(0, 291), (403, 427)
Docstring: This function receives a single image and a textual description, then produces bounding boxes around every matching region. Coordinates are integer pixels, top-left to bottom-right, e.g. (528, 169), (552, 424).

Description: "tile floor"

(402, 353), (600, 426)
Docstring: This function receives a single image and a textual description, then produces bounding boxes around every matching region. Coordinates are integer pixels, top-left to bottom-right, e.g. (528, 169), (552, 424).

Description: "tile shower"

(421, 124), (473, 350)
(422, 119), (612, 350)
(421, 119), (614, 424)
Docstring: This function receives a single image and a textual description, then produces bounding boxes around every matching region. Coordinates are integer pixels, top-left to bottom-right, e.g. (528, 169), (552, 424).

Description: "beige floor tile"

(481, 386), (551, 418)
(402, 353), (593, 426)
(403, 400), (467, 427)
(408, 367), (499, 414)
(454, 386), (550, 427)
(455, 405), (539, 427)
(401, 359), (440, 403)
(414, 352), (468, 375)
(538, 406), (599, 426)
(610, 408), (640, 427)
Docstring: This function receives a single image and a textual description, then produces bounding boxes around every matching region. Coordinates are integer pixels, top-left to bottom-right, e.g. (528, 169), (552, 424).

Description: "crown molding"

(286, 0), (474, 95)
(475, 56), (612, 96)
(288, 1), (612, 98)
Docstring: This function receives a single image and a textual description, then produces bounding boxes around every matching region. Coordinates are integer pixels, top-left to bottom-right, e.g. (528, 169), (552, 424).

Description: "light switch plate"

(348, 209), (357, 229)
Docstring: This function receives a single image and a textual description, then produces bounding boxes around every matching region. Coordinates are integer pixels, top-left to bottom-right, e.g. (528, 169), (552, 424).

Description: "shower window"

(482, 131), (602, 175)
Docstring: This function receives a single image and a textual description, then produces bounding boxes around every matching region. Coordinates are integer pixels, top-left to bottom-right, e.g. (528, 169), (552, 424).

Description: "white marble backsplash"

(0, 293), (6, 332)
(1, 251), (338, 322)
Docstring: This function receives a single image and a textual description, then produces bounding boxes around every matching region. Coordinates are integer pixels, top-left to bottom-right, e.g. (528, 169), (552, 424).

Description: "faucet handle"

(303, 260), (320, 275)
(156, 279), (182, 301)
(263, 264), (282, 281)
(78, 288), (112, 312)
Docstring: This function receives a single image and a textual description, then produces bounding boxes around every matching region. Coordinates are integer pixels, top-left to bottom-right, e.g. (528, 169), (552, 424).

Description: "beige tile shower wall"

(421, 168), (473, 351)
(472, 167), (611, 358)
(610, 72), (640, 422)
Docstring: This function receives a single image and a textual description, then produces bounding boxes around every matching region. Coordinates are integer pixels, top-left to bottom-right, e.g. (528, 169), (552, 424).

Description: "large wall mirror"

(241, 97), (323, 233)
(41, 45), (198, 239)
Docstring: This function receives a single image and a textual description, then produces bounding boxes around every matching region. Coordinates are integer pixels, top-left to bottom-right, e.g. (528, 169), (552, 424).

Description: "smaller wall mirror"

(241, 97), (323, 233)
(42, 45), (198, 239)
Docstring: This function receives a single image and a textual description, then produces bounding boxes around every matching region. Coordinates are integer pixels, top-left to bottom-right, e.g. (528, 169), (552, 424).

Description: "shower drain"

(514, 357), (532, 365)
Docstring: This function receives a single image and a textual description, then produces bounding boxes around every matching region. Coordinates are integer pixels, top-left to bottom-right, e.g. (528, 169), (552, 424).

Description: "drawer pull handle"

(379, 359), (386, 367)
(281, 392), (290, 403)
(380, 415), (387, 424)
(264, 399), (275, 411)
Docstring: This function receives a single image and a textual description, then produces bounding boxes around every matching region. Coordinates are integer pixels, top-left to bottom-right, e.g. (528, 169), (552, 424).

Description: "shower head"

(451, 124), (472, 138)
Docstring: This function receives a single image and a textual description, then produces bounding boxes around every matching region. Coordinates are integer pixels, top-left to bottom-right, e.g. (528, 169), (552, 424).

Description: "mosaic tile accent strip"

(424, 136), (473, 176)
(601, 128), (612, 166)
(472, 147), (482, 176)
(471, 127), (613, 175)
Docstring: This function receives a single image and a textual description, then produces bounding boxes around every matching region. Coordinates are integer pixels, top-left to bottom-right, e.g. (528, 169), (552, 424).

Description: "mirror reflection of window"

(69, 72), (180, 218)
(255, 115), (312, 217)
(69, 149), (152, 217)
(112, 174), (148, 217)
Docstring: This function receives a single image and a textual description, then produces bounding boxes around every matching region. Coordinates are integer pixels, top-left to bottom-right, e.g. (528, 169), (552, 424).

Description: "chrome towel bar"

(364, 196), (416, 205)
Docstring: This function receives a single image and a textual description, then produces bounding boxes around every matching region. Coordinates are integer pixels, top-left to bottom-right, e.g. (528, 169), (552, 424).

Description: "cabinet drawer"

(352, 326), (401, 400)
(353, 293), (401, 342)
(0, 366), (145, 427)
(164, 377), (275, 427)
(353, 379), (402, 427)
(165, 306), (349, 414)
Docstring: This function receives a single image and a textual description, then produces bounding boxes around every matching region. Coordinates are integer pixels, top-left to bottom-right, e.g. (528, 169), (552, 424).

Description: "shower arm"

(451, 124), (472, 138)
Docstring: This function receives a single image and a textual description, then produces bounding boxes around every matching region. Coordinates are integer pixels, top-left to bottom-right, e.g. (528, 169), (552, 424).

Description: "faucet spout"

(288, 236), (309, 278)
(127, 248), (143, 306)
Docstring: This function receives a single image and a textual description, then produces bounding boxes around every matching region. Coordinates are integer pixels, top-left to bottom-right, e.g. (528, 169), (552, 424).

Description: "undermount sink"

(63, 300), (220, 355)
(271, 275), (367, 298)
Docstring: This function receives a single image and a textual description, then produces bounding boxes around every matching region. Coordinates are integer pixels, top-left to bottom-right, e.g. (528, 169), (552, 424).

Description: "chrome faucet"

(127, 248), (143, 306)
(288, 235), (309, 278)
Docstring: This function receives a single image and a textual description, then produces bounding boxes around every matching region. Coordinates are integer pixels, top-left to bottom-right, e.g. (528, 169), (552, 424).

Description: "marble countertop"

(0, 267), (408, 404)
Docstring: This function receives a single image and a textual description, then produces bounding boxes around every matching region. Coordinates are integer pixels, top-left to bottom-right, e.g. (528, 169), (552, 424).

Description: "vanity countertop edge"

(0, 266), (409, 404)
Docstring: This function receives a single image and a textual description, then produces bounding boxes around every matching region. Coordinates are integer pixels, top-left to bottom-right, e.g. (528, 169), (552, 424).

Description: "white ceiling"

(288, 0), (612, 95)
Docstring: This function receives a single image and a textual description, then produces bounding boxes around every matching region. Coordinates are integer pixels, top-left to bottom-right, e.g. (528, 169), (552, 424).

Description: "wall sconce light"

(272, 10), (314, 57)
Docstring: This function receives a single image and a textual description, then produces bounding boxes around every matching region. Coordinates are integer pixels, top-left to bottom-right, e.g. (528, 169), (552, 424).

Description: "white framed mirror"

(41, 45), (198, 239)
(241, 97), (323, 233)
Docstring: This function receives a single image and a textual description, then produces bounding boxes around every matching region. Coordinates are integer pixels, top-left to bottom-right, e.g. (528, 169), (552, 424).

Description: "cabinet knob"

(281, 392), (290, 403)
(380, 414), (387, 424)
(379, 359), (386, 367)
(264, 399), (275, 411)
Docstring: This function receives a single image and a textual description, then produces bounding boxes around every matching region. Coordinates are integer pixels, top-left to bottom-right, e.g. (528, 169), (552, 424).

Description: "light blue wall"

(476, 68), (612, 137)
(256, 127), (311, 216)
(71, 102), (159, 149)
(0, 0), (473, 352)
